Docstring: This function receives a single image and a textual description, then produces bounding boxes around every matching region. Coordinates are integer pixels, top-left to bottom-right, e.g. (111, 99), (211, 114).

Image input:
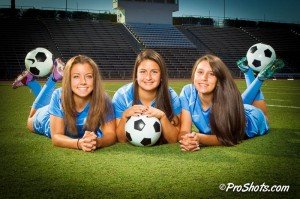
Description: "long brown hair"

(191, 54), (245, 146)
(62, 55), (112, 135)
(132, 49), (177, 124)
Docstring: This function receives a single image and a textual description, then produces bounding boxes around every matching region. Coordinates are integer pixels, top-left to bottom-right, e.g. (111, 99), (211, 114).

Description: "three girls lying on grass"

(12, 50), (284, 151)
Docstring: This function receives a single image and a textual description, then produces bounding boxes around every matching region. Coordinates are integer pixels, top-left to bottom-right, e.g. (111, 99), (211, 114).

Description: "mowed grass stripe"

(267, 104), (300, 109)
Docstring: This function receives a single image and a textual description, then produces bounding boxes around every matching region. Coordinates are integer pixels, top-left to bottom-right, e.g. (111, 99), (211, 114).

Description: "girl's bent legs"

(32, 75), (56, 109)
(27, 105), (51, 138)
(244, 68), (265, 101)
(252, 100), (268, 119)
(242, 78), (268, 117)
(27, 75), (57, 133)
(27, 108), (36, 132)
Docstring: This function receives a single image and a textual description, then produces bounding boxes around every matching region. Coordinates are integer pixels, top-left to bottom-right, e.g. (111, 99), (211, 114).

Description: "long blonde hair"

(62, 55), (112, 135)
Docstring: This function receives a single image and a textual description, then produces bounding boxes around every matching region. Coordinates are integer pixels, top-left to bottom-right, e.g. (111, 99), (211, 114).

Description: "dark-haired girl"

(112, 49), (182, 144)
(179, 54), (284, 151)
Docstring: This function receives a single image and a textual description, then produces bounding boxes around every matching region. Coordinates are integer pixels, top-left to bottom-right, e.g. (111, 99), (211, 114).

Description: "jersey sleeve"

(179, 84), (191, 111)
(112, 88), (128, 119)
(48, 88), (64, 118)
(169, 87), (182, 116)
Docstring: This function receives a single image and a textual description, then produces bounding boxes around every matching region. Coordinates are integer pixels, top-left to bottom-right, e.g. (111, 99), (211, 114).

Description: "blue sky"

(0, 0), (299, 23)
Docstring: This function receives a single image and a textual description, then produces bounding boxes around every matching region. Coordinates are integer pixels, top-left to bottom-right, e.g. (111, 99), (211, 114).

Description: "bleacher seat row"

(0, 18), (299, 80)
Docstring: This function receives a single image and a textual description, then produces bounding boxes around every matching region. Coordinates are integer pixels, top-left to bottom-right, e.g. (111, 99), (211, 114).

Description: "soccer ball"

(125, 115), (161, 146)
(246, 43), (276, 72)
(25, 47), (53, 77)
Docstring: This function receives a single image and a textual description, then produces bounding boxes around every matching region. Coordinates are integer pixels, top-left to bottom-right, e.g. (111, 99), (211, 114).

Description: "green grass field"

(0, 79), (299, 198)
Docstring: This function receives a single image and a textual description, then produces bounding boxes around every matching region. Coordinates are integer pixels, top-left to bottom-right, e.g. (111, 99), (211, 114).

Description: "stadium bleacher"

(181, 26), (259, 74)
(124, 23), (207, 78)
(126, 23), (196, 48)
(0, 18), (56, 79)
(41, 19), (138, 79)
(0, 8), (299, 80)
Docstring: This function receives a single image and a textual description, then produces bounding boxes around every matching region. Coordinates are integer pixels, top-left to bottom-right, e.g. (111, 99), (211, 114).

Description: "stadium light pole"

(11, 0), (15, 9)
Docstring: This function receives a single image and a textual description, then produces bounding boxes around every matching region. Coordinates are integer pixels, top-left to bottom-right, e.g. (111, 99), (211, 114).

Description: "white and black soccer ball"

(125, 115), (161, 146)
(25, 47), (53, 77)
(246, 43), (276, 72)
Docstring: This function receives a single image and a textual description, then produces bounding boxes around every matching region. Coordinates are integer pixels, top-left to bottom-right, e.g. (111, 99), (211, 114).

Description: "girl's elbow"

(116, 130), (127, 143)
(26, 120), (35, 133)
(169, 139), (178, 144)
(166, 134), (178, 143)
(118, 137), (128, 143)
(51, 135), (60, 146)
(111, 133), (118, 144)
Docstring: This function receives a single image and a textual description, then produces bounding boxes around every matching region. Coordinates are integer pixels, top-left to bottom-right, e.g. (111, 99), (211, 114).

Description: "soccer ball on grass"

(125, 115), (161, 146)
(246, 43), (276, 72)
(25, 47), (53, 77)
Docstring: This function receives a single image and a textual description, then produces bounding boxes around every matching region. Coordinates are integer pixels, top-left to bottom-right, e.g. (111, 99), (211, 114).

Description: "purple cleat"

(12, 71), (34, 89)
(52, 58), (65, 82)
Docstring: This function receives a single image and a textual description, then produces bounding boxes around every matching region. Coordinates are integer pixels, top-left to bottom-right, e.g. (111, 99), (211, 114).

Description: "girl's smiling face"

(71, 63), (94, 100)
(193, 60), (217, 95)
(136, 59), (161, 92)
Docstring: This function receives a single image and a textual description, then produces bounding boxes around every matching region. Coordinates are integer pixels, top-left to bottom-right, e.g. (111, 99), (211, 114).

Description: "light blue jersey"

(112, 83), (182, 119)
(179, 84), (269, 138)
(33, 88), (114, 138)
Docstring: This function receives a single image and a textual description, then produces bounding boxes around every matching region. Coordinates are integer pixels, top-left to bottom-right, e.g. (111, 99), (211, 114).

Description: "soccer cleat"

(236, 57), (249, 73)
(258, 59), (285, 81)
(52, 58), (65, 82)
(12, 70), (34, 89)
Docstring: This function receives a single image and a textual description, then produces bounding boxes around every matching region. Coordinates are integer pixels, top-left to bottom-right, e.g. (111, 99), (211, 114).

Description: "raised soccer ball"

(246, 43), (276, 72)
(25, 47), (53, 77)
(125, 115), (161, 146)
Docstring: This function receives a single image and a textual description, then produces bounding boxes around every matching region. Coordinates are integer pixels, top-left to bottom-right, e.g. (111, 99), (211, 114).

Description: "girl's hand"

(83, 131), (97, 140)
(78, 131), (97, 152)
(143, 106), (165, 120)
(122, 105), (148, 119)
(179, 132), (200, 152)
